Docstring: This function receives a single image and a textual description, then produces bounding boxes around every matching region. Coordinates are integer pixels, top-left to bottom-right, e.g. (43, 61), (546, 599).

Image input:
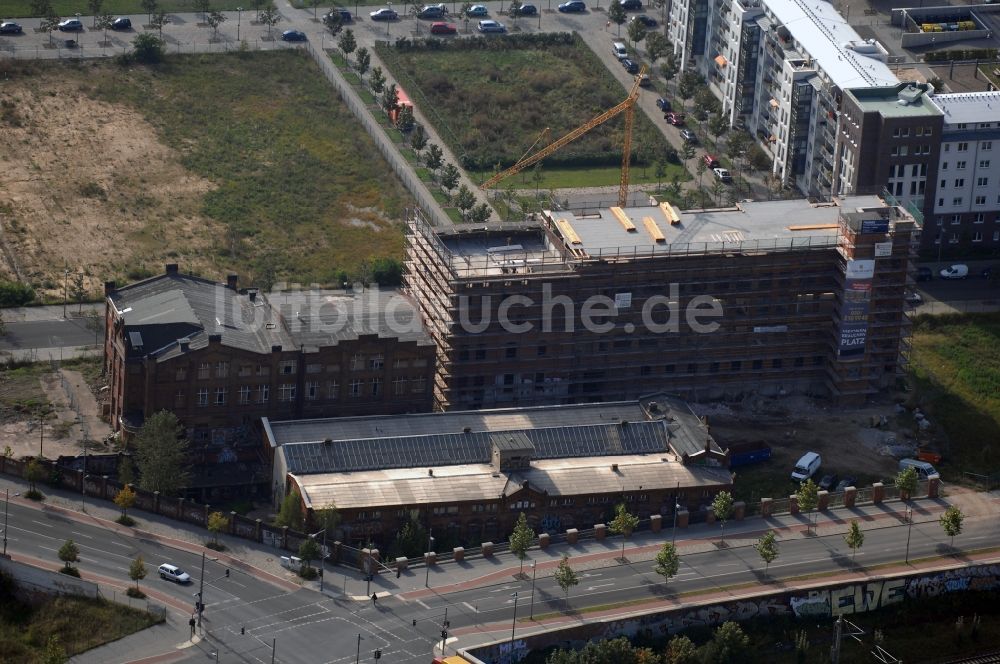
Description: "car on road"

(817, 473), (838, 491)
(621, 58), (639, 74)
(0, 21), (24, 34)
(834, 476), (857, 493)
(477, 19), (506, 32)
(703, 154), (720, 169)
(635, 72), (651, 87)
(558, 0), (587, 11)
(656, 97), (671, 112)
(939, 264), (969, 279)
(713, 167), (732, 182)
(281, 29), (307, 41)
(369, 8), (398, 20)
(158, 563), (191, 584)
(665, 112), (685, 126)
(466, 4), (489, 15)
(915, 266), (932, 282)
(418, 5), (446, 18)
(791, 451), (821, 482)
(430, 21), (457, 33)
(904, 290), (922, 305)
(631, 14), (657, 26)
(622, 0), (643, 9)
(325, 8), (353, 21)
(111, 17), (132, 30)
(518, 4), (539, 15)
(680, 128), (697, 142)
(58, 18), (84, 31)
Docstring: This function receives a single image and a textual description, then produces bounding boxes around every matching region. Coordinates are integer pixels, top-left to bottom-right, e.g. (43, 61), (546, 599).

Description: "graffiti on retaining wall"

(493, 638), (528, 664)
(906, 564), (1000, 598)
(262, 529), (282, 549)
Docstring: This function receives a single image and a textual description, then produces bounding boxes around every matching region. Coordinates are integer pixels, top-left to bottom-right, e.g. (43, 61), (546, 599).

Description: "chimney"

(165, 264), (179, 275)
(179, 340), (190, 352)
(612, 463), (619, 472)
(324, 438), (332, 446)
(249, 290), (258, 303)
(208, 334), (222, 344)
(428, 468), (434, 477)
(104, 281), (116, 296)
(226, 274), (239, 290)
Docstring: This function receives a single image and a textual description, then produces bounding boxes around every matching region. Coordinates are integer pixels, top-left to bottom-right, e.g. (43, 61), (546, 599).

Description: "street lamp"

(3, 488), (9, 556)
(510, 592), (519, 652)
(424, 528), (434, 588)
(311, 528), (328, 591)
(671, 481), (681, 547)
(904, 506), (913, 563)
(237, 7), (243, 41)
(355, 633), (363, 664)
(528, 561), (538, 619)
(439, 606), (450, 656)
(63, 268), (69, 319)
(196, 552), (219, 627)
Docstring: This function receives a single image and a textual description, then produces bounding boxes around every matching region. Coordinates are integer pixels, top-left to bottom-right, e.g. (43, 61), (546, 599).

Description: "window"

(918, 144), (930, 155)
(924, 126), (932, 136)
(950, 232), (960, 244)
(215, 362), (228, 378)
(215, 387), (227, 405)
(239, 386), (251, 404)
(664, 364), (675, 374)
(794, 356), (804, 367)
(994, 231), (1000, 242)
(197, 388), (209, 407)
(976, 196), (987, 205)
(197, 363), (210, 380)
(731, 360), (741, 371)
(953, 197), (963, 206)
(772, 358), (782, 369)
(752, 359), (763, 370)
(258, 384), (269, 403)
(957, 161), (967, 169)
(911, 164), (919, 177)
(174, 390), (185, 407)
(975, 213), (985, 224)
(238, 364), (252, 377)
(944, 144), (950, 152)
(306, 381), (319, 400)
(412, 377), (427, 394)
(687, 363), (698, 374)
(370, 377), (381, 397)
(369, 354), (384, 370)
(279, 361), (295, 375)
(351, 354), (364, 371)
(256, 364), (269, 377)
(306, 363), (321, 374)
(978, 177), (989, 187)
(393, 358), (410, 369)
(505, 345), (517, 359)
(279, 384), (296, 401)
(537, 345), (547, 357)
(393, 376), (407, 395)
(954, 179), (964, 188)
(973, 231), (983, 243)
(327, 380), (339, 399)
(940, 179), (947, 189)
(175, 367), (187, 381)
(979, 160), (990, 169)
(350, 379), (362, 397)
(958, 142), (968, 152)
(942, 162), (948, 170)
(952, 214), (961, 224)
(983, 141), (993, 151)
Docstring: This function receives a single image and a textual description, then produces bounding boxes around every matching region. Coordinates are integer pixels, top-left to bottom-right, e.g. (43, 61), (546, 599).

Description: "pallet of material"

(643, 217), (666, 243)
(659, 202), (681, 225)
(610, 206), (638, 232)
(555, 219), (582, 245)
(787, 223), (839, 231)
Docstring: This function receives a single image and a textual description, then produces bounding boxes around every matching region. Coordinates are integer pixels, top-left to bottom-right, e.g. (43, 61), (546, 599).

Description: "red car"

(430, 21), (457, 34)
(665, 112), (686, 126)
(703, 154), (720, 169)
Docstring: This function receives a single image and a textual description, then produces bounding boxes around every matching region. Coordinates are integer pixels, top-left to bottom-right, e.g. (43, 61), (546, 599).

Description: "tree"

(627, 19), (646, 49)
(382, 83), (399, 116)
(424, 143), (444, 173)
(309, 0), (322, 20)
(754, 530), (779, 574)
(132, 33), (165, 64)
(392, 516), (427, 558)
(440, 163), (460, 200)
(370, 66), (386, 96)
(702, 621), (751, 663)
(276, 488), (304, 529)
(194, 0), (210, 21)
(356, 46), (371, 80)
(87, 0), (104, 26)
(693, 85), (720, 119)
(323, 9), (344, 33)
(25, 459), (46, 497)
(206, 10), (227, 38)
(645, 31), (668, 63)
(150, 11), (168, 38)
(129, 555), (147, 591)
(508, 0), (522, 25)
(554, 555), (578, 601)
(680, 141), (695, 164)
(260, 4), (281, 38)
(40, 14), (61, 46)
(410, 124), (427, 151)
(338, 28), (357, 58)
(315, 507), (341, 545)
(455, 185), (476, 220)
(134, 411), (189, 495)
(96, 13), (114, 44)
(654, 160), (667, 192)
(708, 113), (729, 149)
(118, 456), (135, 486)
(895, 466), (919, 500)
(653, 542), (680, 585)
(726, 130), (751, 162)
(469, 202), (492, 224)
(298, 537), (321, 573)
(795, 478), (819, 535)
(677, 70), (702, 110)
(711, 491), (734, 545)
(666, 634), (698, 664)
(114, 484), (136, 523)
(608, 502), (640, 562)
(207, 511), (229, 547)
(660, 52), (678, 82)
(844, 520), (864, 561)
(940, 505), (964, 548)
(371, 257), (404, 286)
(508, 512), (534, 574)
(396, 105), (415, 132)
(58, 539), (80, 571)
(460, 2), (473, 32)
(608, 0), (627, 36)
(140, 0), (159, 25)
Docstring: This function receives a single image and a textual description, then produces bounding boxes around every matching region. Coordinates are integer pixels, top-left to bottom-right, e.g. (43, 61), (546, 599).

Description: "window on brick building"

(215, 387), (227, 405)
(393, 376), (406, 395)
(351, 354), (364, 371)
(239, 386), (251, 404)
(256, 365), (270, 377)
(197, 388), (208, 407)
(279, 361), (295, 375)
(371, 377), (382, 397)
(238, 365), (252, 377)
(215, 362), (228, 378)
(175, 367), (187, 381)
(175, 391), (185, 407)
(306, 381), (319, 400)
(197, 363), (210, 380)
(412, 377), (427, 393)
(258, 384), (269, 403)
(350, 379), (362, 397)
(369, 354), (384, 370)
(279, 384), (296, 401)
(327, 380), (339, 399)
(306, 363), (321, 374)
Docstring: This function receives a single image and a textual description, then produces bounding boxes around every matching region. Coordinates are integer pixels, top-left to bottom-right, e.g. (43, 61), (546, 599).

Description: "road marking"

(462, 601), (477, 613)
(31, 520), (55, 529)
(108, 541), (131, 548)
(585, 583), (615, 591)
(71, 531), (94, 539)
(415, 598), (431, 610)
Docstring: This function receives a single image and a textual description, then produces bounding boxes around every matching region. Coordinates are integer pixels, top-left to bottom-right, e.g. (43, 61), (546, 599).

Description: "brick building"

(104, 266), (435, 497)
(265, 396), (732, 548)
(405, 195), (919, 411)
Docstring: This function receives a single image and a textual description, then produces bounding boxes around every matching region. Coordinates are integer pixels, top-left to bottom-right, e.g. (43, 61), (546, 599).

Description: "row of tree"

(545, 625), (754, 663)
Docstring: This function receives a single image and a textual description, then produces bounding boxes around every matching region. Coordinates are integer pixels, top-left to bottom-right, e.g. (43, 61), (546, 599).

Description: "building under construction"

(405, 195), (919, 411)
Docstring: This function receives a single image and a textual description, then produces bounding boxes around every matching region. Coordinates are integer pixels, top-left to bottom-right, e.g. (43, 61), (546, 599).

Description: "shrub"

(0, 280), (35, 307)
(126, 586), (146, 598)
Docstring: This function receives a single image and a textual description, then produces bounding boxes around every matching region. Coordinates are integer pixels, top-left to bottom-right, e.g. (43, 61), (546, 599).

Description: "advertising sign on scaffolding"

(874, 241), (893, 258)
(838, 260), (874, 360)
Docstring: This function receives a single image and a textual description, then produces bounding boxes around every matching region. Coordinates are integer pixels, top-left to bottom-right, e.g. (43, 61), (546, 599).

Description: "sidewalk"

(1, 303), (102, 322)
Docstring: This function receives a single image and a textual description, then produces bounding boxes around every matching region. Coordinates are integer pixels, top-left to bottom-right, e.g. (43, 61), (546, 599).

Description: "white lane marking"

(462, 601), (477, 613)
(584, 583), (614, 591)
(31, 520), (55, 528)
(416, 598), (431, 610)
(71, 531), (94, 539)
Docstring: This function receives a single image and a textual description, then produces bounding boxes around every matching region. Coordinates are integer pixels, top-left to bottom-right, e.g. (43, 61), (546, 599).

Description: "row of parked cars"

(1, 17), (132, 33)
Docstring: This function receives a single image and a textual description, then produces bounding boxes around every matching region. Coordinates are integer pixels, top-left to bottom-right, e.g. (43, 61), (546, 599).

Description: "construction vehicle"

(480, 65), (647, 208)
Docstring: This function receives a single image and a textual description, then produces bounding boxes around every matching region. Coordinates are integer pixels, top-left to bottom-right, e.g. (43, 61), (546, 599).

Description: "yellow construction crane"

(480, 65), (647, 209)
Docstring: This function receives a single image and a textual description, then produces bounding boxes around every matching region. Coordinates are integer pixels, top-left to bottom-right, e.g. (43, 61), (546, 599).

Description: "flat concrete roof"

(931, 91), (1000, 126)
(847, 83), (943, 118)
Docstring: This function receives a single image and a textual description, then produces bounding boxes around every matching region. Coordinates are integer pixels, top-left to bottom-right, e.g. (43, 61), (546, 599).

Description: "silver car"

(158, 563), (192, 584)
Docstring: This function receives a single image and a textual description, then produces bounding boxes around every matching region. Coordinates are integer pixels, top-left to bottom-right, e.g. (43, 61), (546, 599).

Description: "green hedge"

(924, 48), (998, 62)
(0, 280), (35, 307)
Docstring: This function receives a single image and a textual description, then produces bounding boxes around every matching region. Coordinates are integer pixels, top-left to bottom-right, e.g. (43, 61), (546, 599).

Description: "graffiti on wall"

(906, 564), (1000, 598)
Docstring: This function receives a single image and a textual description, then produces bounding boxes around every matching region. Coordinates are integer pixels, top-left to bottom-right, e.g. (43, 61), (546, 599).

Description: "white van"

(898, 458), (937, 479)
(791, 452), (821, 482)
(612, 41), (628, 60)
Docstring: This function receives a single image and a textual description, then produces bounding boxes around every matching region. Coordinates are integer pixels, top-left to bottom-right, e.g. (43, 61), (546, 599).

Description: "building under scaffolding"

(405, 195), (919, 411)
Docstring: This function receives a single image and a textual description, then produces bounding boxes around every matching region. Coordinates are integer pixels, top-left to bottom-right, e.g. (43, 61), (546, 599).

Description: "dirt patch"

(0, 63), (223, 298)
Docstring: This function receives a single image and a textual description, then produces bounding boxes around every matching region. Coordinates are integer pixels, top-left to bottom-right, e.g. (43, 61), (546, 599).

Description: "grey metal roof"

(490, 432), (534, 452)
(281, 421), (669, 476)
(641, 394), (725, 459)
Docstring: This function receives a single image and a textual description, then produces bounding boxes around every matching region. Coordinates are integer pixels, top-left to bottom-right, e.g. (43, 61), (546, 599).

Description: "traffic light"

(225, 568), (230, 578)
(396, 569), (401, 578)
(373, 649), (382, 660)
(240, 626), (245, 635)
(441, 630), (447, 639)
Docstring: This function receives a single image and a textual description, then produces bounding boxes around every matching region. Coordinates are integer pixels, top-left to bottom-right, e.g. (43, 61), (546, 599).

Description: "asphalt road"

(0, 318), (98, 352)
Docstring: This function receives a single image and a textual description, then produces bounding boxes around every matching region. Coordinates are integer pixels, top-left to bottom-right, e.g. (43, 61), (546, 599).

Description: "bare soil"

(0, 64), (223, 298)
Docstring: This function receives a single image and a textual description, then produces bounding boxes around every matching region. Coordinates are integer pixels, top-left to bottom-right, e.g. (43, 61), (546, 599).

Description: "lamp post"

(528, 561), (538, 619)
(237, 7), (242, 41)
(439, 606), (450, 656)
(3, 488), (9, 556)
(197, 551), (206, 627)
(63, 268), (69, 319)
(510, 592), (519, 651)
(904, 506), (913, 563)
(81, 437), (87, 511)
(355, 633), (362, 664)
(387, 2), (392, 37)
(312, 528), (328, 591)
(671, 481), (681, 547)
(424, 528), (434, 588)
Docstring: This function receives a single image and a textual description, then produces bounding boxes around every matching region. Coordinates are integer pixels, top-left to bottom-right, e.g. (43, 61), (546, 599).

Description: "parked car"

(915, 266), (932, 282)
(656, 97), (671, 112)
(899, 458), (938, 479)
(477, 19), (506, 31)
(466, 4), (489, 15)
(58, 18), (84, 31)
(817, 473), (839, 491)
(418, 5), (446, 18)
(518, 4), (539, 15)
(558, 0), (587, 11)
(703, 154), (720, 169)
(622, 0), (643, 9)
(325, 8), (353, 21)
(680, 129), (697, 142)
(904, 290), (922, 305)
(834, 476), (857, 493)
(632, 14), (657, 26)
(635, 73), (651, 87)
(281, 29), (307, 41)
(791, 451), (821, 482)
(158, 563), (191, 584)
(939, 264), (969, 279)
(369, 7), (398, 20)
(111, 17), (132, 30)
(713, 167), (732, 182)
(665, 112), (685, 126)
(430, 21), (457, 33)
(621, 58), (639, 74)
(0, 21), (24, 34)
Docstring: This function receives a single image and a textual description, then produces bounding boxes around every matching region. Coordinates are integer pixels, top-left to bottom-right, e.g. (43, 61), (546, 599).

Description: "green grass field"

(84, 49), (408, 283)
(909, 312), (1000, 478)
(375, 34), (688, 189)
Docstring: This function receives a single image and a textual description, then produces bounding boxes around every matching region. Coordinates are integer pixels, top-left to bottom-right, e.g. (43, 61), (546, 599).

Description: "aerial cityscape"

(0, 0), (999, 661)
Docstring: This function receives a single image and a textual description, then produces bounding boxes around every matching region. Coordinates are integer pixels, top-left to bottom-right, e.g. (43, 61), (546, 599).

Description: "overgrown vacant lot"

(0, 51), (407, 295)
(910, 312), (1000, 478)
(376, 34), (685, 187)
